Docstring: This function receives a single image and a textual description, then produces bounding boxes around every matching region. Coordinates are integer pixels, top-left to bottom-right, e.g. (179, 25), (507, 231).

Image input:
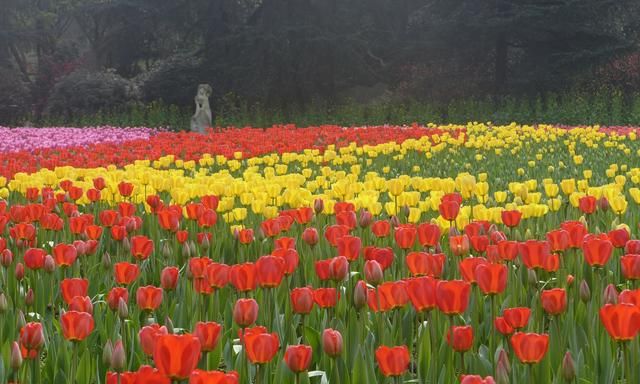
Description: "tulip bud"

(448, 227), (460, 237)
(102, 340), (113, 365)
(200, 236), (210, 252)
(314, 198), (324, 214)
(390, 215), (400, 228)
(122, 237), (131, 252)
(74, 240), (87, 256)
(161, 241), (172, 259)
(364, 260), (384, 286)
(578, 216), (588, 229)
(44, 255), (56, 273)
(359, 210), (372, 228)
(527, 269), (538, 286)
(125, 219), (136, 233)
(15, 262), (24, 281)
(602, 283), (618, 305)
(1, 249), (13, 267)
(597, 197), (609, 212)
(102, 252), (112, 270)
(434, 242), (443, 253)
(25, 288), (35, 307)
(189, 241), (197, 257)
(353, 280), (367, 310)
(118, 298), (129, 319)
(322, 328), (343, 357)
(579, 280), (591, 302)
(181, 243), (191, 259)
(562, 351), (575, 382)
(10, 341), (22, 371)
(164, 316), (175, 334)
(401, 205), (410, 219)
(110, 340), (126, 372)
(16, 310), (26, 329)
(302, 228), (319, 247)
(566, 274), (574, 287)
(0, 293), (8, 313)
(160, 266), (179, 291)
(497, 348), (511, 374)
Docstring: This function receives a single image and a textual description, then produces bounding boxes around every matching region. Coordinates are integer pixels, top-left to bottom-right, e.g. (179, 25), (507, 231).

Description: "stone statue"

(190, 84), (213, 133)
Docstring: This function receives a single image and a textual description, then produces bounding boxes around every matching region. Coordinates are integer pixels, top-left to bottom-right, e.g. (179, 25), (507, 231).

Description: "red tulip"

(540, 288), (567, 315)
(625, 240), (640, 254)
(395, 225), (417, 250)
(470, 235), (489, 253)
(460, 375), (496, 384)
(19, 322), (44, 359)
(324, 225), (350, 246)
(131, 236), (153, 261)
(439, 200), (460, 221)
(238, 228), (254, 244)
(475, 263), (508, 295)
(459, 257), (488, 283)
(364, 246), (395, 271)
(406, 252), (445, 277)
(560, 221), (587, 248)
(153, 334), (202, 380)
(417, 222), (441, 247)
(371, 220), (391, 238)
(375, 345), (410, 377)
(302, 227), (319, 246)
(53, 243), (78, 267)
(497, 240), (518, 261)
(24, 248), (46, 270)
(199, 264), (226, 290)
(260, 219), (281, 237)
(68, 296), (93, 314)
(189, 370), (239, 384)
(194, 322), (222, 352)
(336, 211), (357, 229)
(315, 259), (331, 281)
(406, 276), (437, 312)
(546, 229), (570, 252)
(160, 266), (179, 290)
(608, 228), (630, 248)
(61, 311), (94, 341)
(114, 262), (140, 285)
(599, 303), (640, 341)
(327, 256), (348, 282)
(139, 324), (168, 356)
(582, 236), (613, 267)
(322, 329), (343, 357)
(136, 286), (163, 311)
(290, 287), (314, 314)
(494, 317), (514, 335)
(337, 235), (362, 261)
(510, 332), (549, 364)
(284, 345), (312, 373)
(622, 254), (640, 280)
(503, 307), (531, 329)
(60, 278), (89, 304)
(578, 195), (596, 214)
(256, 255), (285, 288)
(364, 260), (384, 285)
(313, 288), (339, 308)
(449, 235), (470, 257)
(501, 210), (522, 228)
(229, 263), (257, 292)
(446, 325), (473, 352)
(519, 240), (551, 269)
(244, 331), (279, 364)
(618, 289), (640, 306)
(436, 280), (471, 315)
(233, 298), (259, 327)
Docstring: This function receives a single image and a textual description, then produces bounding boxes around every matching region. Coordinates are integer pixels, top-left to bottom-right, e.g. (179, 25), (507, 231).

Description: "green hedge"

(24, 88), (640, 129)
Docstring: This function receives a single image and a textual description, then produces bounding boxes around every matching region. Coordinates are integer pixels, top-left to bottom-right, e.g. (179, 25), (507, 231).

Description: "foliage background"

(1, 0), (640, 127)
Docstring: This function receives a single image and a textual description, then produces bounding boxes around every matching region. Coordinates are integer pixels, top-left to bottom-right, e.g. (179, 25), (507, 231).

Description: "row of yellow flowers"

(3, 123), (640, 232)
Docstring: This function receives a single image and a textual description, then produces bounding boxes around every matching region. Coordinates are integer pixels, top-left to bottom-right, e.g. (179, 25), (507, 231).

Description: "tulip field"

(3, 123), (640, 384)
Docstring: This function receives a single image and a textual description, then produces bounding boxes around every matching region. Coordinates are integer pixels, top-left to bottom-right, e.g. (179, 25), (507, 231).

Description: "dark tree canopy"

(1, 0), (639, 123)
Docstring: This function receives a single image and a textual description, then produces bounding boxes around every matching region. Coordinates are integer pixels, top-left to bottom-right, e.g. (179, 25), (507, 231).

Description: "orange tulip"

(475, 263), (507, 295)
(153, 334), (202, 380)
(60, 278), (89, 304)
(244, 331), (279, 364)
(375, 345), (410, 377)
(436, 280), (471, 315)
(510, 332), (549, 364)
(599, 303), (640, 341)
(284, 345), (312, 373)
(61, 311), (94, 341)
